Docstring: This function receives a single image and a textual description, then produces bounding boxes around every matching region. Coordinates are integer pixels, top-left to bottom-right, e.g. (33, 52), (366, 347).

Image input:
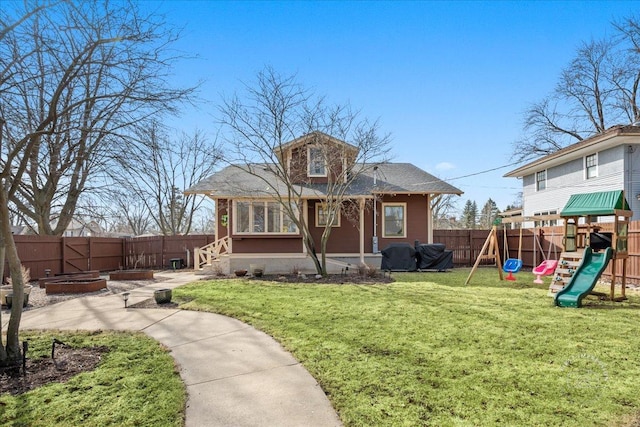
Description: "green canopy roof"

(560, 190), (630, 217)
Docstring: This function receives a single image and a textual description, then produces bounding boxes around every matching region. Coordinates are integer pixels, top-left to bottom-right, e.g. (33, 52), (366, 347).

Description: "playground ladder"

(547, 251), (584, 296)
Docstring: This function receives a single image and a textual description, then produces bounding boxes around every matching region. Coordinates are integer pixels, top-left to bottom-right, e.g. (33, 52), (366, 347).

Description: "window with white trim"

(533, 210), (558, 227)
(382, 203), (406, 238)
(234, 201), (298, 234)
(315, 203), (340, 227)
(308, 146), (327, 177)
(585, 153), (597, 179)
(536, 170), (546, 191)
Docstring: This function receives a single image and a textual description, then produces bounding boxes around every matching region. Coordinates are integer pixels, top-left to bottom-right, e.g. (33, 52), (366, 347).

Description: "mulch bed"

(250, 273), (394, 285)
(0, 344), (108, 396)
(128, 299), (179, 309)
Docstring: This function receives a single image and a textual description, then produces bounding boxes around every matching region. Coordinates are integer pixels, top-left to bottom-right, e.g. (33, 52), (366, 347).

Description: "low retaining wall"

(109, 270), (154, 280)
(45, 278), (107, 295)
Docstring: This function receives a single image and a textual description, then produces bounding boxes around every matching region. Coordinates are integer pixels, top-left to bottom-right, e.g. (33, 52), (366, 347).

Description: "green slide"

(554, 246), (613, 308)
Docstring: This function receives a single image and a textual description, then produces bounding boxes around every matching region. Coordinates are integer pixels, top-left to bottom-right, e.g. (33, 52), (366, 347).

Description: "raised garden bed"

(45, 278), (107, 295)
(39, 271), (100, 288)
(109, 270), (154, 281)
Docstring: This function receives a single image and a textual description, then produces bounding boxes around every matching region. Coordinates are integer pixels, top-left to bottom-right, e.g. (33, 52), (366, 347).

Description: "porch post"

(427, 194), (433, 244)
(359, 198), (365, 264)
(302, 199), (308, 254)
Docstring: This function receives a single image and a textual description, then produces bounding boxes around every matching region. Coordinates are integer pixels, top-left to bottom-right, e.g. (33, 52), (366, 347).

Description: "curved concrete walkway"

(8, 271), (342, 427)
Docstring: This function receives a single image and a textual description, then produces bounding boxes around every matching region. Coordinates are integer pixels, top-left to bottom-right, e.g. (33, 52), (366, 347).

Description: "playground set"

(465, 190), (632, 308)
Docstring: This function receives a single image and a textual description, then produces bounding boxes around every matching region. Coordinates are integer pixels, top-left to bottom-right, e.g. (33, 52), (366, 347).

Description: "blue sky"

(148, 0), (638, 215)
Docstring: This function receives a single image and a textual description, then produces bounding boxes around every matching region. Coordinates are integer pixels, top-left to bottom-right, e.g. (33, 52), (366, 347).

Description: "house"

(62, 219), (104, 237)
(504, 124), (640, 226)
(186, 131), (463, 274)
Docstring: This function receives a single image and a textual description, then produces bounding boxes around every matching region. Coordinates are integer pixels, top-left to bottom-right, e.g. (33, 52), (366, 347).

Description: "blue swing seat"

(503, 258), (523, 281)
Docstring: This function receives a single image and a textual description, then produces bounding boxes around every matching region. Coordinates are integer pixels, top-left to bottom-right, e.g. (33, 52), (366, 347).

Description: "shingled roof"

(185, 162), (463, 198)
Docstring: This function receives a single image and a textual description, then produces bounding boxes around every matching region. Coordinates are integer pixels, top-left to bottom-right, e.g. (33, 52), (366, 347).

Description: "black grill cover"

(416, 243), (453, 271)
(380, 243), (417, 271)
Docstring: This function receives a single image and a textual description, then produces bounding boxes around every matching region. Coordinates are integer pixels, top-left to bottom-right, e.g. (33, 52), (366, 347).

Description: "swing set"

(465, 213), (561, 285)
(465, 224), (525, 285)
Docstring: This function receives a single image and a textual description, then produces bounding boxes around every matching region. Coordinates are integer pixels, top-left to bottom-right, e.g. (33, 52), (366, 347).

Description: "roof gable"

(275, 131), (359, 165)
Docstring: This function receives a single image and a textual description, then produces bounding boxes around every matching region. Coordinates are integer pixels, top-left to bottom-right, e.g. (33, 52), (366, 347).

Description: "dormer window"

(308, 146), (327, 177)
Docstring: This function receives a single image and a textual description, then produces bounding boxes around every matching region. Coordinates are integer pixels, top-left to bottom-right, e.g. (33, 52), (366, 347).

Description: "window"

(308, 146), (327, 176)
(585, 153), (597, 179)
(234, 201), (298, 234)
(536, 170), (546, 191)
(382, 203), (406, 238)
(533, 210), (557, 227)
(315, 203), (340, 227)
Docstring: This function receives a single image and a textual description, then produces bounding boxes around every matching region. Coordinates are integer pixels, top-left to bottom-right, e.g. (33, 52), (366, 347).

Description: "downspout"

(372, 166), (379, 253)
(359, 198), (365, 264)
(628, 145), (635, 218)
(426, 193), (433, 244)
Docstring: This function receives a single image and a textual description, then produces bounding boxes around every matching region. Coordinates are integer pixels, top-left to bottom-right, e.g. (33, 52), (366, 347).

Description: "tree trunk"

(0, 186), (23, 365)
(0, 238), (6, 362)
(302, 234), (323, 275)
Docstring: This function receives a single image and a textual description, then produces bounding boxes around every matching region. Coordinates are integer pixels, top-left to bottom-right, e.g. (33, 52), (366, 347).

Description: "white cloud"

(435, 162), (456, 172)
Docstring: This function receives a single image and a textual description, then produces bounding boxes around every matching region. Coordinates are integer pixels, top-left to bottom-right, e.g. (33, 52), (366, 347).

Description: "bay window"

(234, 200), (298, 234)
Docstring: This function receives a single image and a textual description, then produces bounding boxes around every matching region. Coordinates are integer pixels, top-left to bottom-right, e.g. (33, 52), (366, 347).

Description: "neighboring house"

(10, 225), (30, 235)
(186, 131), (463, 274)
(504, 125), (640, 226)
(62, 219), (104, 237)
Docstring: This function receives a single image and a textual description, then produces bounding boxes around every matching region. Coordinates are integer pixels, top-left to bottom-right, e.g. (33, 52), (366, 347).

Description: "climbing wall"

(548, 252), (584, 296)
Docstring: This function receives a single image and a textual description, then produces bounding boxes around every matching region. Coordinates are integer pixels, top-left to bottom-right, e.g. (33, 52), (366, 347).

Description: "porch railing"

(195, 236), (230, 270)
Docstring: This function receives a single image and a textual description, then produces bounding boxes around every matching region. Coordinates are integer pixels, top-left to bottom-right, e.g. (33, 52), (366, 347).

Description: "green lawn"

(174, 268), (640, 427)
(0, 331), (186, 427)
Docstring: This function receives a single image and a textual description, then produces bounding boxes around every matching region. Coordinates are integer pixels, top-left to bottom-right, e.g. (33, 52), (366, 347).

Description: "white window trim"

(382, 202), (407, 238)
(233, 200), (298, 235)
(536, 169), (547, 192)
(315, 202), (341, 227)
(533, 210), (558, 227)
(584, 153), (598, 180)
(307, 146), (327, 177)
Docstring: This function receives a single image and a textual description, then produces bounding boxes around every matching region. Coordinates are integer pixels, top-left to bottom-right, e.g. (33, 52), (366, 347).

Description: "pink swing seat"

(533, 260), (558, 284)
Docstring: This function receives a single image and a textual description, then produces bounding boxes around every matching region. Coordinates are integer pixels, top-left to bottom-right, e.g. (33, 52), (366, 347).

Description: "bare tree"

(431, 193), (459, 229)
(110, 124), (222, 236)
(219, 67), (391, 275)
(0, 1), (194, 365)
(1, 1), (195, 235)
(513, 16), (640, 162)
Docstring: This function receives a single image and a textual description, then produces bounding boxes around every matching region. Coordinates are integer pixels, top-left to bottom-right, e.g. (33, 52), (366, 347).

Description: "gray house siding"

(506, 126), (640, 223)
(523, 145), (630, 224)
(625, 144), (640, 217)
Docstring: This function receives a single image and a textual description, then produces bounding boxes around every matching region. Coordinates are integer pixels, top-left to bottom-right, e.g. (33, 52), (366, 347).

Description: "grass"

(173, 268), (640, 427)
(0, 330), (186, 427)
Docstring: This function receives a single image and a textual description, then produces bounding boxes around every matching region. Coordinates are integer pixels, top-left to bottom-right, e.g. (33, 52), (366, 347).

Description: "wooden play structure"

(549, 190), (632, 303)
(465, 214), (558, 285)
(465, 226), (503, 285)
(465, 190), (631, 304)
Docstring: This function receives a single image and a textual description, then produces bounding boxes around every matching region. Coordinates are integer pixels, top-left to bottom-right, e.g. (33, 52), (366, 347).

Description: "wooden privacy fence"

(3, 234), (216, 281)
(5, 223), (640, 284)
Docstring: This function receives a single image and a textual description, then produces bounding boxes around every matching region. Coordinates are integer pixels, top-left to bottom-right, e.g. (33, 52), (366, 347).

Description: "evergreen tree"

(479, 198), (500, 229)
(461, 200), (478, 229)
